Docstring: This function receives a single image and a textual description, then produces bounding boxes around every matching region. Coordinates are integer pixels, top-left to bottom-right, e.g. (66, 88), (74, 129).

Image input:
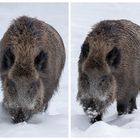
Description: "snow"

(0, 3), (68, 137)
(71, 3), (140, 137)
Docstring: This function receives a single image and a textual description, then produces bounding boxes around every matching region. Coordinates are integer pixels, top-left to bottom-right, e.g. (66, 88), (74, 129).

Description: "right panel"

(71, 3), (140, 137)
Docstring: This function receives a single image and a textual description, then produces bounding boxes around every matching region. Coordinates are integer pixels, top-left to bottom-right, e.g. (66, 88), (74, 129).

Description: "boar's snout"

(3, 78), (43, 123)
(10, 107), (31, 123)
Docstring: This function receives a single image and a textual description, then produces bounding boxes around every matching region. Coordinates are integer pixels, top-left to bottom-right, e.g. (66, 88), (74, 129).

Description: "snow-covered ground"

(0, 3), (68, 137)
(71, 3), (140, 137)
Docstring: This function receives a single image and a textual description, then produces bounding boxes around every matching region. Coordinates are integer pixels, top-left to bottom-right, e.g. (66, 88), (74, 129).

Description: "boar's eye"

(34, 51), (47, 71)
(99, 75), (111, 87)
(2, 48), (15, 70)
(79, 42), (89, 63)
(7, 79), (17, 95)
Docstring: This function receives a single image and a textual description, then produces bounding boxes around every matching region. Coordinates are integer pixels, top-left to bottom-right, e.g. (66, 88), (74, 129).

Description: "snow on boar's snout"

(4, 77), (43, 123)
(0, 16), (65, 123)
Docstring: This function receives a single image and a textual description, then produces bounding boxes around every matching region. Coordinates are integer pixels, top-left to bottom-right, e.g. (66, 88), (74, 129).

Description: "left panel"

(0, 3), (68, 137)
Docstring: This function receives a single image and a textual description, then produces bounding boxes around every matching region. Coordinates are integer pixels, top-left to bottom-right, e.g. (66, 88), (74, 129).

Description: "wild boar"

(77, 20), (140, 123)
(0, 16), (65, 123)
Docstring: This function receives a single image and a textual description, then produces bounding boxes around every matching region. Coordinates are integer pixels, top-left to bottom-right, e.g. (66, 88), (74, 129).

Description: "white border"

(0, 0), (140, 139)
(0, 0), (140, 3)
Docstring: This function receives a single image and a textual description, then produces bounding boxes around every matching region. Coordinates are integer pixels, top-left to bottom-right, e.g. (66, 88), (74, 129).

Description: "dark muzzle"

(10, 108), (31, 123)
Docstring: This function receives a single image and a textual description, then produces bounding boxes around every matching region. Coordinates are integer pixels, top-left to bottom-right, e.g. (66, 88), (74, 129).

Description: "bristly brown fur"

(0, 16), (65, 123)
(78, 19), (140, 123)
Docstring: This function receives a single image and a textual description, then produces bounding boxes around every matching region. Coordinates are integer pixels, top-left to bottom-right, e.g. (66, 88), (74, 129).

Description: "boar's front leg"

(117, 90), (138, 115)
(128, 96), (137, 114)
(117, 99), (128, 115)
(80, 98), (102, 124)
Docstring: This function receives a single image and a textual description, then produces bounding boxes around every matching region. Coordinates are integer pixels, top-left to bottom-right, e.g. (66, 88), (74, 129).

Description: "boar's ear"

(106, 47), (121, 68)
(2, 48), (15, 70)
(35, 51), (47, 71)
(79, 42), (89, 64)
(81, 42), (89, 58)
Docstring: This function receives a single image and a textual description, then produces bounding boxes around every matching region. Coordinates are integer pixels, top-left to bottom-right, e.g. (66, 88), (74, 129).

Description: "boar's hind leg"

(117, 96), (137, 115)
(80, 98), (102, 124)
(128, 96), (137, 114)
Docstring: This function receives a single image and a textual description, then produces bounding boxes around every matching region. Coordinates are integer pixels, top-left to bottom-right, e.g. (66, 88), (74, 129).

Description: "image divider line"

(68, 1), (71, 138)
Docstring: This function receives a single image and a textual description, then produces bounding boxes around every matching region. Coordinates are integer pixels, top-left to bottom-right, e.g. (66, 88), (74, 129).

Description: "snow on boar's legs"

(0, 16), (65, 123)
(77, 20), (140, 124)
